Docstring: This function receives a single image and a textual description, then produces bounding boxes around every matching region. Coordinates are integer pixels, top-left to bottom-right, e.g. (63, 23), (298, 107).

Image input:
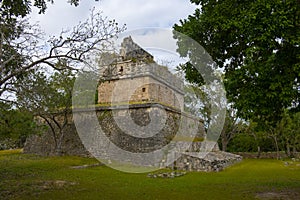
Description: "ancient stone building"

(24, 36), (242, 172)
(98, 36), (184, 110)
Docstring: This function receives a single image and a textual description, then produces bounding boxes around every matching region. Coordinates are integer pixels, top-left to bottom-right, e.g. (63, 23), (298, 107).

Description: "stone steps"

(168, 151), (243, 172)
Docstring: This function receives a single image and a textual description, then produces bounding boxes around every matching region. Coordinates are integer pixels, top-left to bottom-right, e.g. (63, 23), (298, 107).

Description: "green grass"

(0, 149), (299, 200)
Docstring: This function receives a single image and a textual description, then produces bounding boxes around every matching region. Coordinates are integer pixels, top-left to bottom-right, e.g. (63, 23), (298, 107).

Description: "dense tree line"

(175, 0), (299, 157)
(0, 103), (41, 149)
(222, 111), (300, 157)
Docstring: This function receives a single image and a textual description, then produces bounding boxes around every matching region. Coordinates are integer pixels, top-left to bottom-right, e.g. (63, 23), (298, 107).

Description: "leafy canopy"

(0, 0), (97, 16)
(174, 0), (300, 125)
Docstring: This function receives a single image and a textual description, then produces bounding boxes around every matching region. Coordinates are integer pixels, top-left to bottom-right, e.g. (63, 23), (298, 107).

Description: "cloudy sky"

(30, 0), (198, 67)
(30, 0), (197, 35)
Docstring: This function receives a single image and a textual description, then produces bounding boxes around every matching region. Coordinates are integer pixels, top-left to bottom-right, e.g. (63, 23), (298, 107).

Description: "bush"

(227, 133), (275, 152)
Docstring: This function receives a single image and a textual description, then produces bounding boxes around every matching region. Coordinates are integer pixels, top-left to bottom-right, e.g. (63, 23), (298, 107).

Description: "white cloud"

(29, 0), (196, 68)
(30, 0), (196, 35)
(99, 0), (196, 29)
(30, 1), (96, 35)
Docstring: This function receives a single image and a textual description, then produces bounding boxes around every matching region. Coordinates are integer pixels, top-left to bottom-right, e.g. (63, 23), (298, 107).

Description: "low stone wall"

(173, 152), (242, 172)
(234, 152), (300, 159)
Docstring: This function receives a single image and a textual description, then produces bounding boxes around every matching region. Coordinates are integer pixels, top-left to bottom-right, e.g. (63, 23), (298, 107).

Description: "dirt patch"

(39, 180), (77, 190)
(256, 190), (300, 200)
(70, 163), (103, 169)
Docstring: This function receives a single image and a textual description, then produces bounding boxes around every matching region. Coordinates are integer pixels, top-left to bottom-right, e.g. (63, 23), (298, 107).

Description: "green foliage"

(16, 70), (75, 154)
(1, 0), (32, 18)
(183, 84), (211, 127)
(225, 111), (300, 155)
(276, 111), (300, 156)
(219, 107), (246, 151)
(1, 0), (98, 17)
(177, 63), (205, 87)
(174, 0), (300, 125)
(16, 70), (75, 114)
(0, 103), (40, 149)
(72, 71), (99, 108)
(227, 134), (256, 152)
(227, 133), (274, 152)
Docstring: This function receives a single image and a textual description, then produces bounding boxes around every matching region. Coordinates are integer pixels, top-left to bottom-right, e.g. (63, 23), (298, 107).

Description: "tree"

(0, 2), (125, 101)
(289, 112), (300, 155)
(219, 107), (245, 151)
(227, 121), (277, 154)
(1, 0), (99, 16)
(277, 111), (300, 157)
(183, 83), (211, 128)
(16, 70), (75, 155)
(174, 0), (299, 126)
(244, 121), (264, 157)
(0, 102), (40, 149)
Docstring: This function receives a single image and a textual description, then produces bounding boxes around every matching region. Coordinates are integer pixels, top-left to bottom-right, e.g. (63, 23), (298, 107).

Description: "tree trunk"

(257, 146), (261, 158)
(252, 133), (260, 158)
(221, 137), (228, 152)
(55, 129), (64, 156)
(286, 142), (291, 158)
(274, 136), (280, 160)
(269, 127), (280, 160)
(292, 145), (296, 158)
(55, 146), (62, 156)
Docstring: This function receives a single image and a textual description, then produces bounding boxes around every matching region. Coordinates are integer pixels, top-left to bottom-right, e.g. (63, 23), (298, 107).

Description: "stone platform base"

(172, 151), (242, 172)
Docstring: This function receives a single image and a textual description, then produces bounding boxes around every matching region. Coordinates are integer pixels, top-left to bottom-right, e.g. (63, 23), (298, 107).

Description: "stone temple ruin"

(98, 36), (184, 110)
(24, 36), (242, 172)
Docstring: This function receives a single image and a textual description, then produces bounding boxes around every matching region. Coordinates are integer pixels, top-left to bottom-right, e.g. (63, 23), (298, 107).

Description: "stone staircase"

(173, 151), (242, 172)
(164, 141), (243, 172)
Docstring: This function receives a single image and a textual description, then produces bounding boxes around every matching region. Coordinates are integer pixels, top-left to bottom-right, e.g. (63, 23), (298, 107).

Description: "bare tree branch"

(0, 8), (126, 99)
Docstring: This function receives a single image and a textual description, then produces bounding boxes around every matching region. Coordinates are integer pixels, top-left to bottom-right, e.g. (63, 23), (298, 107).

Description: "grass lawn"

(0, 149), (299, 200)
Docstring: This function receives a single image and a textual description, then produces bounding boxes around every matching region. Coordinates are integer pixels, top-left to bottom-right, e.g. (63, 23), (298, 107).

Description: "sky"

(29, 0), (198, 68)
(30, 0), (197, 35)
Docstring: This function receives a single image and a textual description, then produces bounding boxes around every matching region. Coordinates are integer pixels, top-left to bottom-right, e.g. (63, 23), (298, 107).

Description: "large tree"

(0, 0), (125, 101)
(174, 0), (299, 126)
(16, 70), (75, 155)
(219, 107), (245, 152)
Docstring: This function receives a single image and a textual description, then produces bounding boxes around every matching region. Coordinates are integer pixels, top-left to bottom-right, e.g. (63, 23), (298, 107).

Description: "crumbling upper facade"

(98, 36), (184, 110)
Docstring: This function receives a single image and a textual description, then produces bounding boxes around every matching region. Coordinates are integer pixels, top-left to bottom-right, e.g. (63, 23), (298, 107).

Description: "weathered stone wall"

(24, 104), (204, 157)
(94, 105), (204, 153)
(98, 76), (183, 109)
(120, 36), (154, 61)
(98, 36), (184, 110)
(98, 77), (152, 104)
(24, 123), (90, 157)
(100, 62), (184, 93)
